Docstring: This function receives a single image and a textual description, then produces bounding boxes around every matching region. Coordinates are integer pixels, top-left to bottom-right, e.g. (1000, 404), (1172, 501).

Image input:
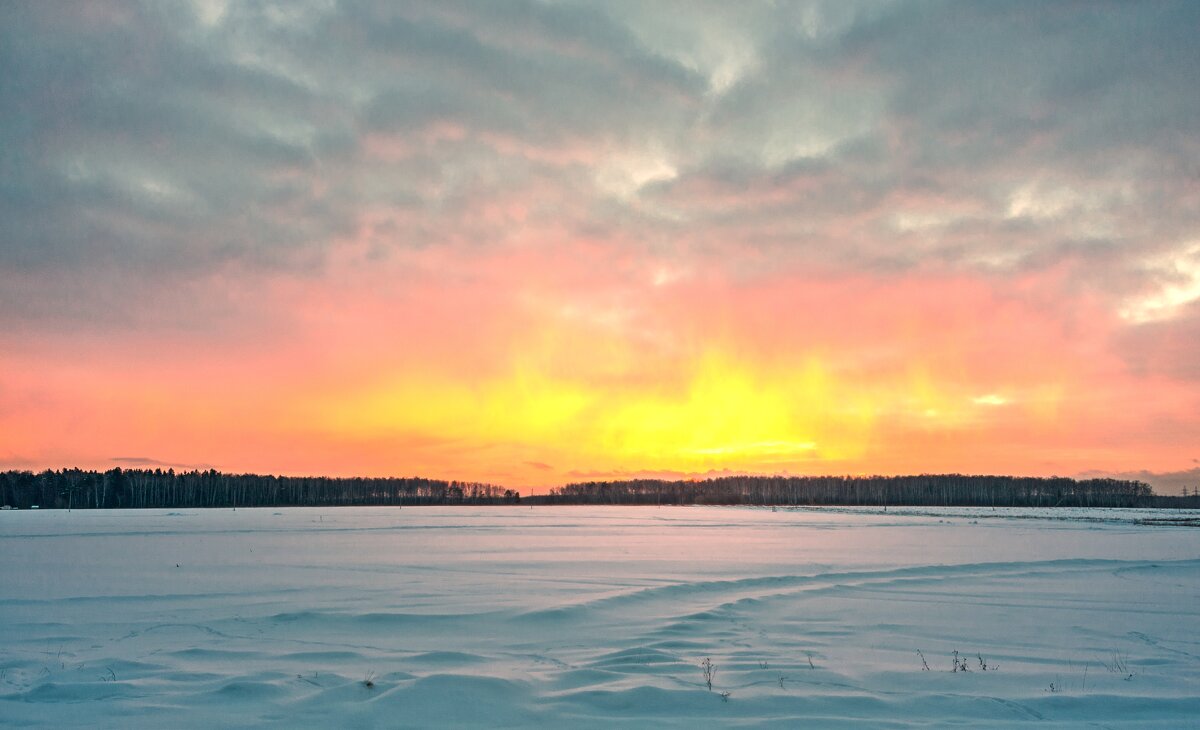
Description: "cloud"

(1077, 467), (1200, 497)
(110, 456), (213, 470)
(4, 2), (1198, 320)
(1116, 299), (1200, 381)
(972, 395), (1008, 407)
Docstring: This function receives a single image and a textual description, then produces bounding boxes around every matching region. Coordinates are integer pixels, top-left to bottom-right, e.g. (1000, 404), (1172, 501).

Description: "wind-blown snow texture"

(2, 506), (1197, 728)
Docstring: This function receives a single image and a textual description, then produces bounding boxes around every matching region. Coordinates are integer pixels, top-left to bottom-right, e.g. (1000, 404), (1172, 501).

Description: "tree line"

(543, 474), (1155, 508)
(0, 469), (1164, 510)
(0, 468), (519, 509)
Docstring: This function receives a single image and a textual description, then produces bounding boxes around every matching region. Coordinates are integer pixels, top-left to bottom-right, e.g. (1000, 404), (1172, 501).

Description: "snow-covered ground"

(2, 506), (1197, 728)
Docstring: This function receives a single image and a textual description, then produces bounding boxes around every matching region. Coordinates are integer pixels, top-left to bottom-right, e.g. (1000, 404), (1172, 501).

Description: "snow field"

(1, 506), (1197, 727)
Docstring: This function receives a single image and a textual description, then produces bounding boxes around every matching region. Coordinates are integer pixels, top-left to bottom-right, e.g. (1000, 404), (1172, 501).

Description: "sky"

(2, 1), (1199, 493)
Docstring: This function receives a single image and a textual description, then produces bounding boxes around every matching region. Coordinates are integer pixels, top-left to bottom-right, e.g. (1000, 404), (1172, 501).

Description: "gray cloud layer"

(1080, 466), (1200, 497)
(2, 0), (1199, 343)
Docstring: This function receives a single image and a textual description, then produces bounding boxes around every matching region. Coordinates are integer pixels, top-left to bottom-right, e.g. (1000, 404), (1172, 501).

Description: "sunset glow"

(2, 1), (1199, 492)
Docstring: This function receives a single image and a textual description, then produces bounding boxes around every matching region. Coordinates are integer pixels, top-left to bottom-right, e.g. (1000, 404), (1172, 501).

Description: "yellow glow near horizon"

(596, 352), (873, 469)
(311, 349), (880, 475)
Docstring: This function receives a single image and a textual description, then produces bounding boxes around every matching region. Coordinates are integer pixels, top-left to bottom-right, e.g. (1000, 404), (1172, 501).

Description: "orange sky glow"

(4, 239), (1196, 490)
